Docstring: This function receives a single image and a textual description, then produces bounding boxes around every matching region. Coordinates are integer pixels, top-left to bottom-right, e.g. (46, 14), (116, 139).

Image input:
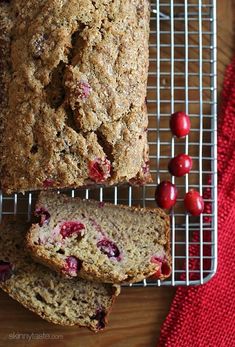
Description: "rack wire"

(147, 0), (217, 286)
(0, 0), (217, 286)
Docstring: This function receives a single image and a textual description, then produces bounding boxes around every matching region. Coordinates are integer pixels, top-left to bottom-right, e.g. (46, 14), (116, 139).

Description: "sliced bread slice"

(0, 219), (120, 332)
(26, 192), (171, 283)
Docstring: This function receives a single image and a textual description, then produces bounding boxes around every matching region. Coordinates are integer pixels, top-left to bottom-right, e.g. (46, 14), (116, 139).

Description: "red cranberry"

(168, 154), (193, 177)
(75, 81), (91, 100)
(34, 207), (51, 227)
(63, 256), (81, 277)
(43, 178), (54, 188)
(98, 202), (105, 208)
(88, 158), (111, 183)
(150, 256), (171, 278)
(155, 181), (178, 209)
(150, 267), (162, 278)
(170, 112), (191, 138)
(142, 161), (150, 175)
(0, 261), (13, 282)
(97, 239), (120, 260)
(91, 308), (106, 330)
(60, 221), (85, 239)
(184, 190), (204, 216)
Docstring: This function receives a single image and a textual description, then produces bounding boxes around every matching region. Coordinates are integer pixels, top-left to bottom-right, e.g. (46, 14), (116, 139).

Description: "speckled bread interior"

(26, 191), (171, 284)
(0, 219), (120, 332)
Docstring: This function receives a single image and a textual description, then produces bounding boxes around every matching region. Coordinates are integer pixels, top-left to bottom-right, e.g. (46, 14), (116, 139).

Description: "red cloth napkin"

(157, 57), (235, 347)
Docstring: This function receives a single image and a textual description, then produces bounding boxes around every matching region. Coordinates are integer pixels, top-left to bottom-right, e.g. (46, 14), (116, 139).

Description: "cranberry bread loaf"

(0, 219), (120, 332)
(0, 0), (151, 194)
(26, 192), (171, 284)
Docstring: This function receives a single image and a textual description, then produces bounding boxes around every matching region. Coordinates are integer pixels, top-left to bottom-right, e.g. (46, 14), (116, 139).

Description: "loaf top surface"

(0, 0), (151, 193)
(0, 219), (120, 331)
(26, 192), (171, 284)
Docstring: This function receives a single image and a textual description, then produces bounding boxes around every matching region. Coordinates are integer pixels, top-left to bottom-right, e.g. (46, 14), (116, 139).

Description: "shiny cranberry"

(88, 158), (111, 183)
(155, 181), (178, 209)
(170, 112), (191, 138)
(150, 256), (171, 278)
(91, 308), (106, 330)
(97, 239), (120, 260)
(43, 178), (54, 188)
(0, 261), (13, 282)
(35, 207), (51, 227)
(60, 221), (85, 239)
(63, 256), (81, 277)
(168, 154), (193, 177)
(184, 190), (204, 216)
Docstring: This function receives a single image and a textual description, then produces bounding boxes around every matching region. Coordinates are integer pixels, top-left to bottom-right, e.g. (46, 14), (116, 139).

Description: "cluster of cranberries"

(155, 112), (204, 216)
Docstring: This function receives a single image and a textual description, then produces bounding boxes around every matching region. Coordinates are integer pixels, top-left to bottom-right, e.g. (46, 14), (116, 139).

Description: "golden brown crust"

(0, 3), (13, 176)
(0, 0), (151, 194)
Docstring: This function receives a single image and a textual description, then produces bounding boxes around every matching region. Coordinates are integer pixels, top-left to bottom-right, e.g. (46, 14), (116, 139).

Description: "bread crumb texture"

(0, 219), (120, 331)
(26, 192), (171, 284)
(0, 0), (151, 193)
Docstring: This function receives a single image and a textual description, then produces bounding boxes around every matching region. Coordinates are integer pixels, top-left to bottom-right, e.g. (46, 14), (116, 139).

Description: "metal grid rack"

(146, 0), (217, 286)
(0, 0), (217, 287)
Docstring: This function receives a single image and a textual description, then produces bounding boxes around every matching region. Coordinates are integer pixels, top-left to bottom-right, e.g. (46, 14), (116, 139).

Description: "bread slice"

(0, 219), (120, 332)
(26, 192), (171, 284)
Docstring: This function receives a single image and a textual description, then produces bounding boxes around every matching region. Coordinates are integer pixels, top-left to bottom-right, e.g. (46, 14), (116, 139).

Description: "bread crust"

(0, 218), (120, 332)
(0, 0), (151, 193)
(26, 192), (172, 284)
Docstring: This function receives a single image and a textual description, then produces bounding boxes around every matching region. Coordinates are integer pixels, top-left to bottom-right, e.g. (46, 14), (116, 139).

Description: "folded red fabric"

(157, 57), (235, 347)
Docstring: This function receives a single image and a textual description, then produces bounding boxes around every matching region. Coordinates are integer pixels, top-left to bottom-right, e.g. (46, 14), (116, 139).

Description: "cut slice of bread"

(0, 219), (120, 332)
(26, 192), (171, 284)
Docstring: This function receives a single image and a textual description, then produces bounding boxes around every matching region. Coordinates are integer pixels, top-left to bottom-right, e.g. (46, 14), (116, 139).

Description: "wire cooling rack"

(0, 0), (217, 287)
(145, 0), (217, 286)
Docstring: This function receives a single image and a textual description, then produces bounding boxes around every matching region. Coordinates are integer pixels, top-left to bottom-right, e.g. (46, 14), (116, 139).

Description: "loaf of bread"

(0, 219), (120, 331)
(26, 192), (171, 284)
(0, 0), (151, 194)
